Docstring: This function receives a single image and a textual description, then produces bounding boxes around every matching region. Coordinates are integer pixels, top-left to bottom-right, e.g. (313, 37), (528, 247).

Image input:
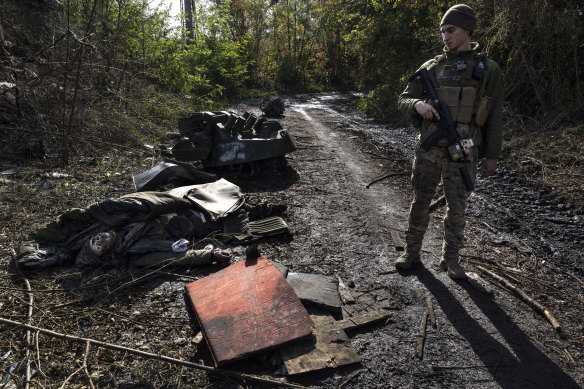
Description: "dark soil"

(1, 93), (583, 388)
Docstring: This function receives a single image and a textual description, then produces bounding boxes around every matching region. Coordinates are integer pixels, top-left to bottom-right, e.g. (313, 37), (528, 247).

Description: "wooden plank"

(185, 257), (314, 366)
(334, 310), (390, 331)
(286, 273), (341, 312)
(389, 228), (404, 251)
(467, 272), (494, 295)
(280, 309), (361, 375)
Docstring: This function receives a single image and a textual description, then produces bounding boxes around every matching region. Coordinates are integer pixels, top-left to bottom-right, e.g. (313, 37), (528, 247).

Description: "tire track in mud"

(256, 95), (584, 389)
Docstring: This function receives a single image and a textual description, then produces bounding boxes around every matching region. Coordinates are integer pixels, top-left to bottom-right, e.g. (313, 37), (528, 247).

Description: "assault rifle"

(409, 67), (474, 192)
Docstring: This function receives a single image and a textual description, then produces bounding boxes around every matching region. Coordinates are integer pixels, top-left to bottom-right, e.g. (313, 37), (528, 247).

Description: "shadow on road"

(414, 266), (580, 389)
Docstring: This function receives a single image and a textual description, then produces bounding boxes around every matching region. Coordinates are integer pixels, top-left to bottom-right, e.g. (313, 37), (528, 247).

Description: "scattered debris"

(336, 275), (356, 305)
(333, 310), (390, 331)
(0, 317), (305, 389)
(425, 296), (437, 329)
(133, 159), (216, 191)
(279, 308), (361, 374)
(365, 171), (407, 189)
(466, 271), (494, 295)
(415, 310), (429, 359)
(16, 179), (289, 271)
(338, 369), (366, 389)
(477, 266), (563, 335)
(193, 332), (204, 344)
(389, 228), (405, 251)
(286, 272), (342, 313)
(260, 96), (285, 117)
(185, 257), (314, 366)
(171, 110), (296, 168)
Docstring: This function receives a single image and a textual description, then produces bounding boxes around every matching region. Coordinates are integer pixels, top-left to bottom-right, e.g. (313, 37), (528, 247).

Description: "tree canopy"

(1, 0), (582, 159)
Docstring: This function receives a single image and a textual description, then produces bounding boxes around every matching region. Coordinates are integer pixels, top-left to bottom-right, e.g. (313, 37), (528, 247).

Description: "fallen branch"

(466, 272), (494, 295)
(425, 296), (436, 329)
(59, 340), (94, 389)
(432, 364), (494, 371)
(338, 369), (364, 389)
(477, 266), (563, 335)
(415, 311), (428, 359)
(0, 317), (306, 389)
(366, 172), (407, 189)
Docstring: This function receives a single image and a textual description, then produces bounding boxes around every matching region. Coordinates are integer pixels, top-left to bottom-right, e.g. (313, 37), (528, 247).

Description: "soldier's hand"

(414, 101), (440, 120)
(481, 158), (498, 178)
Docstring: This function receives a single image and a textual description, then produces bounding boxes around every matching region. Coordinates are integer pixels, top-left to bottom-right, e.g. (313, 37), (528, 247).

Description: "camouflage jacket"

(398, 43), (504, 160)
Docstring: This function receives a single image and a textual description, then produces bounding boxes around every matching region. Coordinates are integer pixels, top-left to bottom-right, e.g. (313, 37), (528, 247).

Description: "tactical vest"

(421, 50), (490, 150)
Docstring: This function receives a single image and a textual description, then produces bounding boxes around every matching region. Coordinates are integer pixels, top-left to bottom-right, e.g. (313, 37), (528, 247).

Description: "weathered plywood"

(185, 257), (314, 366)
(286, 272), (341, 312)
(280, 310), (361, 375)
(334, 310), (390, 331)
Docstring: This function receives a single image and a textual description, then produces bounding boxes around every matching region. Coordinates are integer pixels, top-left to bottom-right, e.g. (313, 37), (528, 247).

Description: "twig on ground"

(361, 149), (393, 160)
(366, 172), (407, 189)
(58, 340), (94, 389)
(82, 341), (95, 389)
(480, 221), (498, 233)
(415, 311), (428, 359)
(0, 317), (307, 389)
(563, 348), (576, 365)
(565, 272), (584, 289)
(34, 330), (47, 378)
(425, 296), (436, 329)
(477, 266), (564, 336)
(338, 369), (365, 389)
(432, 364), (494, 371)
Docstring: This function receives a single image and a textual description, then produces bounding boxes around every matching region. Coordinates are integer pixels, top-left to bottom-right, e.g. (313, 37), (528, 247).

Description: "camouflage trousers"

(405, 146), (477, 260)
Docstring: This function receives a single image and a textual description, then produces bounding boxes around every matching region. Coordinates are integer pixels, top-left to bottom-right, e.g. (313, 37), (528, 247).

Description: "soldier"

(395, 4), (504, 278)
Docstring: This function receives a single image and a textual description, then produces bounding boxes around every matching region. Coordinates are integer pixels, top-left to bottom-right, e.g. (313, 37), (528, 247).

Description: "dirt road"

(232, 93), (584, 388)
(2, 93), (582, 388)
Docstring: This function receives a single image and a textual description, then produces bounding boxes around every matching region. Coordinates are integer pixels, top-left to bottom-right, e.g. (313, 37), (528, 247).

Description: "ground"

(0, 93), (583, 388)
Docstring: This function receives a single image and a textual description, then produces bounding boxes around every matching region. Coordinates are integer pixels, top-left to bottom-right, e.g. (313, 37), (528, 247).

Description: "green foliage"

(4, 0), (582, 149)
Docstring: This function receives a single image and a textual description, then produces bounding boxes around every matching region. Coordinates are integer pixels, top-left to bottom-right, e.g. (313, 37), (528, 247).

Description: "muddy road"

(2, 93), (583, 389)
(230, 93), (584, 388)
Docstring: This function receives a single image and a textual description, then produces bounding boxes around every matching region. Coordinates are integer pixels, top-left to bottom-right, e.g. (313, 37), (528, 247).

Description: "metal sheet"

(185, 257), (314, 366)
(203, 129), (296, 167)
(132, 160), (216, 191)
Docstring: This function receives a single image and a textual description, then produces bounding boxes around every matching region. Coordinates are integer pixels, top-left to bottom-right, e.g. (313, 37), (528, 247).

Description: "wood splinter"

(425, 296), (437, 329)
(477, 266), (563, 336)
(415, 310), (428, 359)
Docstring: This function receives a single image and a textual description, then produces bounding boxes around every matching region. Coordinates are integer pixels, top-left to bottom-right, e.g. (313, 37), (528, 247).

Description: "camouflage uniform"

(396, 43), (504, 276)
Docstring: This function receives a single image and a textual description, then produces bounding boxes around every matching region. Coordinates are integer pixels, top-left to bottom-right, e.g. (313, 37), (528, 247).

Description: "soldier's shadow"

(415, 266), (579, 389)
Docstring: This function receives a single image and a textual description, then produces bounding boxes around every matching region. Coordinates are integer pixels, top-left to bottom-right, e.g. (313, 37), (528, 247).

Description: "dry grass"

(501, 115), (584, 211)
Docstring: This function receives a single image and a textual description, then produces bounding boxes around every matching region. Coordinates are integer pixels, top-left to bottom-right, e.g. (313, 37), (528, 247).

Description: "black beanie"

(440, 4), (476, 32)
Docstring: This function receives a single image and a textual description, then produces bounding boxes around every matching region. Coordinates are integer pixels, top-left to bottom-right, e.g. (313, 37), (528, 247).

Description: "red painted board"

(185, 257), (314, 366)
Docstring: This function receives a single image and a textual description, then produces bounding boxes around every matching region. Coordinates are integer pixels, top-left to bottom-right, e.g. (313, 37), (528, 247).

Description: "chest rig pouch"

(434, 59), (479, 126)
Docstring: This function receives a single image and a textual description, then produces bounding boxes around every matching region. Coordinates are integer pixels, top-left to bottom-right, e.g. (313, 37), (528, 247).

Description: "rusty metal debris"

(172, 110), (296, 168)
(185, 257), (314, 366)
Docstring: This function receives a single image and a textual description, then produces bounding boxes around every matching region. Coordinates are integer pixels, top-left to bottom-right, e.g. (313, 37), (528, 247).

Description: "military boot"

(440, 242), (467, 279)
(395, 251), (421, 270)
(441, 255), (466, 279)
